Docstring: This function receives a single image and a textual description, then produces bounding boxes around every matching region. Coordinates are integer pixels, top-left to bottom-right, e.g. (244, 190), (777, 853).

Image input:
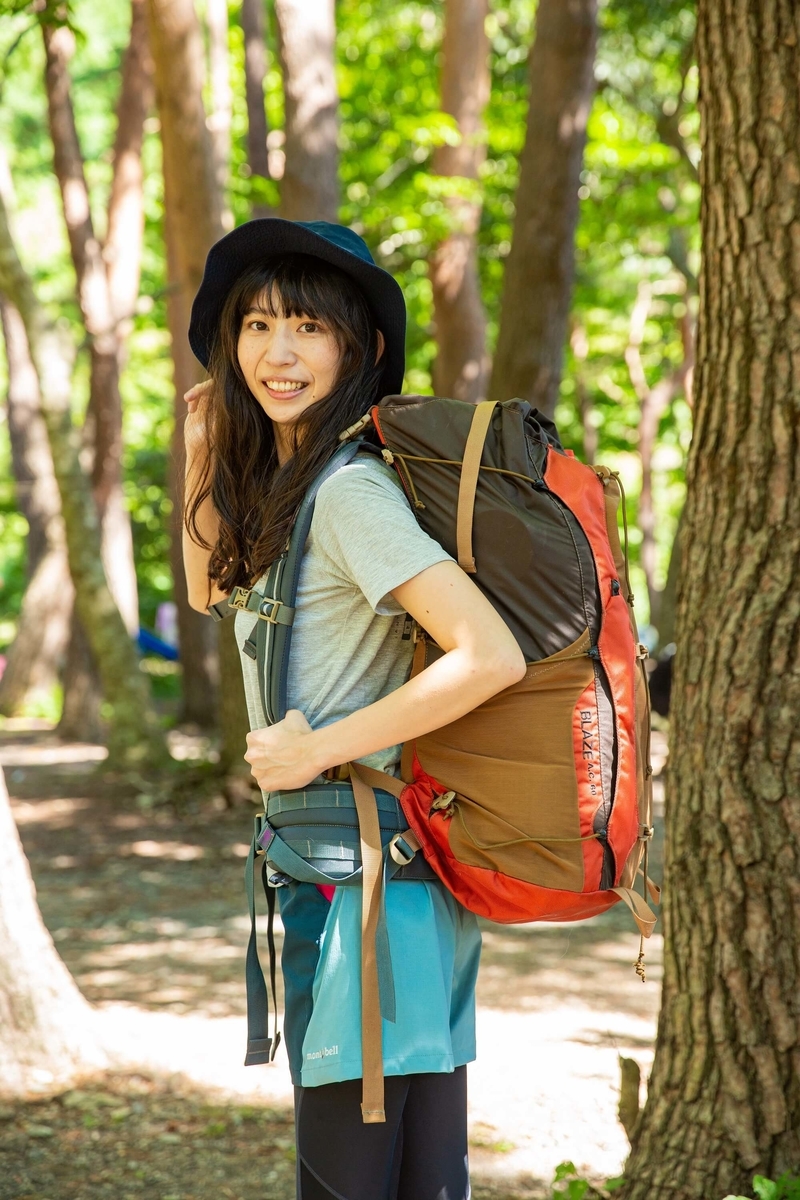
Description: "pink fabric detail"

(316, 884), (335, 903)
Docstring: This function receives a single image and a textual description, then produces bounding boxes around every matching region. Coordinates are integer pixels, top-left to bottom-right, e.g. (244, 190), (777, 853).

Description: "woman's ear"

(376, 330), (385, 362)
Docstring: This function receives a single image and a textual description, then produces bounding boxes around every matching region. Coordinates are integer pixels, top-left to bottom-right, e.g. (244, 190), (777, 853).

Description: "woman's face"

(237, 293), (343, 429)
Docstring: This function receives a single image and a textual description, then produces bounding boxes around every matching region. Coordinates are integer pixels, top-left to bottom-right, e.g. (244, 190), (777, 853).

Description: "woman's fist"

(244, 709), (322, 792)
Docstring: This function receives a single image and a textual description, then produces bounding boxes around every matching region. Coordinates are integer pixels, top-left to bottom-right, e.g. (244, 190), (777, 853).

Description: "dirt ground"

(0, 725), (666, 1200)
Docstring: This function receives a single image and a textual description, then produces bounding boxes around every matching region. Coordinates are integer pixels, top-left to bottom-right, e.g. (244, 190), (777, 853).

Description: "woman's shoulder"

(314, 451), (407, 515)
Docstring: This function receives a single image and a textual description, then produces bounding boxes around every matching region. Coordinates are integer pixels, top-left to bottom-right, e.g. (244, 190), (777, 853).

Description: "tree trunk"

(0, 297), (72, 715)
(41, 22), (139, 637)
(625, 288), (694, 625)
(274, 0), (339, 221)
(241, 0), (273, 218)
(105, 0), (153, 330)
(489, 0), (597, 418)
(0, 768), (106, 1095)
(621, 3), (800, 1196)
(146, 0), (240, 736)
(206, 0), (233, 228)
(0, 194), (167, 769)
(430, 0), (490, 404)
(164, 221), (219, 727)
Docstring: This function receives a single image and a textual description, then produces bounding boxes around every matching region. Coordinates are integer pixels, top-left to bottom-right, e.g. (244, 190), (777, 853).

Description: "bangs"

(239, 254), (359, 327)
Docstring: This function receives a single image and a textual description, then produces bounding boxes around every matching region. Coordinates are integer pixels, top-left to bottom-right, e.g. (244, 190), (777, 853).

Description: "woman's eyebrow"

(243, 304), (271, 316)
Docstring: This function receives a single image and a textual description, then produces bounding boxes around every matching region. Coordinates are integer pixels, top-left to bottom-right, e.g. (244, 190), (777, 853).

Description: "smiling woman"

(179, 218), (525, 1200)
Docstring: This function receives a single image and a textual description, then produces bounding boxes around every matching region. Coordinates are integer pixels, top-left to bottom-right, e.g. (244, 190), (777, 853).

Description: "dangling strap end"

(361, 1107), (386, 1124)
(458, 556), (477, 574)
(244, 1038), (272, 1066)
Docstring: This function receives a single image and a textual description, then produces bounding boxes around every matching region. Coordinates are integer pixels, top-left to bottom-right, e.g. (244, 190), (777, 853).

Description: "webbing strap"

(244, 820), (280, 1065)
(611, 885), (657, 938)
(456, 400), (497, 573)
(350, 762), (388, 1123)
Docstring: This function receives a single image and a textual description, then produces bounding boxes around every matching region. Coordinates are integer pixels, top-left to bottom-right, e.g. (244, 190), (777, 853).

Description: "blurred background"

(0, 0), (695, 752)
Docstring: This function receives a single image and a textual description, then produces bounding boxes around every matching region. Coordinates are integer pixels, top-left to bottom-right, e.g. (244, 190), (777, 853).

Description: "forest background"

(0, 0), (697, 731)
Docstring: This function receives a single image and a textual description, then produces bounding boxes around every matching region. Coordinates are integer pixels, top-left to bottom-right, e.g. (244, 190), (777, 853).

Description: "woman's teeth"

(265, 380), (307, 393)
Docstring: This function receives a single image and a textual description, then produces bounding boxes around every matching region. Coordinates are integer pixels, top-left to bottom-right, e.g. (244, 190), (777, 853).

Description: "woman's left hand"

(244, 709), (323, 791)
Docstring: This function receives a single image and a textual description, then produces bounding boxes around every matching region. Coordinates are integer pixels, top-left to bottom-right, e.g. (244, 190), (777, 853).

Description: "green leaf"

(554, 1163), (580, 1183)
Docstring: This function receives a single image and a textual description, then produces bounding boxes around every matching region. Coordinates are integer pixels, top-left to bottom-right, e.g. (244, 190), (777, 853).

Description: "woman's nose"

(261, 329), (296, 366)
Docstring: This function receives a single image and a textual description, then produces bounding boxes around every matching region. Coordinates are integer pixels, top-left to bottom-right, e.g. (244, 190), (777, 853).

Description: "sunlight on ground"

(4, 728), (667, 1193)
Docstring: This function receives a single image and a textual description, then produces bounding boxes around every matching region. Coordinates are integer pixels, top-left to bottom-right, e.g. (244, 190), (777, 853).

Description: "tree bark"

(206, 0), (233, 227)
(41, 22), (139, 637)
(146, 0), (244, 739)
(0, 194), (167, 769)
(0, 297), (72, 715)
(489, 0), (598, 418)
(105, 0), (153, 329)
(622, 3), (800, 1195)
(430, 0), (490, 403)
(274, 0), (339, 221)
(241, 0), (273, 218)
(624, 286), (694, 625)
(0, 767), (106, 1095)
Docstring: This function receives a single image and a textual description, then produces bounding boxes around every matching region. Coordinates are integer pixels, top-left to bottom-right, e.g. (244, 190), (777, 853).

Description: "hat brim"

(189, 218), (406, 398)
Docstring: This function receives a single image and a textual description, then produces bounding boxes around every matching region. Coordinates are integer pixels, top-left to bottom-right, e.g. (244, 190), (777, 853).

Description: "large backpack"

(224, 396), (658, 1124)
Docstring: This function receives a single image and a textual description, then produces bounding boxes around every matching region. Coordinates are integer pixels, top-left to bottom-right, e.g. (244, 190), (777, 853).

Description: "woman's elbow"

(482, 641), (526, 695)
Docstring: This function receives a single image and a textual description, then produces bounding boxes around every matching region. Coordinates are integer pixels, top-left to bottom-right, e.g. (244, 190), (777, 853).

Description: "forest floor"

(0, 723), (667, 1200)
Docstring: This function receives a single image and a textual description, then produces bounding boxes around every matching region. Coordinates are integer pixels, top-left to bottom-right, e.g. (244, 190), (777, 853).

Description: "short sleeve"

(310, 457), (452, 614)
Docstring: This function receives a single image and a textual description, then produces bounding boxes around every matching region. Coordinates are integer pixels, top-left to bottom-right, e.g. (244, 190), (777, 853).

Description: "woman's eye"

(249, 320), (268, 332)
(300, 321), (320, 333)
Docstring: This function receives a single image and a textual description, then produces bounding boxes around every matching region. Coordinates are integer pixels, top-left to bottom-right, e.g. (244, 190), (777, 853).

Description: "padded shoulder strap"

(252, 439), (374, 725)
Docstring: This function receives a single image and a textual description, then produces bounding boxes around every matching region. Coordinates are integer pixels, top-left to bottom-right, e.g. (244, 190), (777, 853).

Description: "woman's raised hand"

(184, 378), (213, 413)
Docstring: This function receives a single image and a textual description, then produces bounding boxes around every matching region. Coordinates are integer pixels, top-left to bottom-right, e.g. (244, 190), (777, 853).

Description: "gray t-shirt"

(235, 455), (452, 774)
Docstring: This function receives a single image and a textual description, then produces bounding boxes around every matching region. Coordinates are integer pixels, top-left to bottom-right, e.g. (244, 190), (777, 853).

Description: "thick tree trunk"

(146, 0), (247, 745)
(489, 0), (597, 418)
(41, 22), (139, 637)
(0, 768), (106, 1094)
(430, 0), (490, 404)
(274, 0), (339, 221)
(622, 4), (800, 1196)
(241, 0), (273, 218)
(0, 298), (72, 715)
(0, 195), (167, 768)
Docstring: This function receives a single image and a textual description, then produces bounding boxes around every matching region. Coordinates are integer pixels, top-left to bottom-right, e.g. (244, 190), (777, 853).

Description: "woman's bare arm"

(244, 559), (526, 790)
(182, 406), (229, 612)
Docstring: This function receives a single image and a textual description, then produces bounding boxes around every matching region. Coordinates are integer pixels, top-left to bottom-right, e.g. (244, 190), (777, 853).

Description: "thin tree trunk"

(241, 0), (272, 218)
(146, 0), (243, 740)
(274, 0), (339, 221)
(570, 321), (596, 464)
(206, 0), (233, 228)
(41, 21), (139, 637)
(105, 0), (153, 330)
(0, 767), (106, 1095)
(489, 0), (598, 418)
(0, 298), (72, 715)
(625, 286), (694, 625)
(430, 0), (490, 403)
(622, 3), (800, 1195)
(0, 195), (167, 768)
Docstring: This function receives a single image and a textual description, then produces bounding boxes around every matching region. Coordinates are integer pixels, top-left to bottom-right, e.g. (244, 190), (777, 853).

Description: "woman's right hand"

(184, 378), (213, 413)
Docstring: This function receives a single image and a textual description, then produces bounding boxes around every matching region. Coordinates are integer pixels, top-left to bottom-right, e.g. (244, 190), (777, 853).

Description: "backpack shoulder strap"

(245, 438), (375, 725)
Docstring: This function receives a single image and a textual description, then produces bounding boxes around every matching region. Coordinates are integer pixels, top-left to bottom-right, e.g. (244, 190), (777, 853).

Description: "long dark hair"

(186, 254), (383, 592)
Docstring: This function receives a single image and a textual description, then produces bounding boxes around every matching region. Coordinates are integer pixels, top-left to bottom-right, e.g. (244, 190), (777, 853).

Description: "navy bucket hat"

(189, 218), (407, 397)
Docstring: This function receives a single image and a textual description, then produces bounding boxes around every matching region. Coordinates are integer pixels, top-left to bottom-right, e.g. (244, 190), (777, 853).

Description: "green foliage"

(0, 0), (698, 712)
(725, 1175), (800, 1200)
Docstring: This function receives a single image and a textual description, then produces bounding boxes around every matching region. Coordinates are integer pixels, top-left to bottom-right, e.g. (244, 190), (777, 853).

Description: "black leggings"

(294, 1067), (470, 1200)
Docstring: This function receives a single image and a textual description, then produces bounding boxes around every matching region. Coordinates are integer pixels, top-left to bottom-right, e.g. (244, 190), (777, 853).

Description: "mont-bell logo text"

(306, 1044), (339, 1062)
(580, 709), (598, 797)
